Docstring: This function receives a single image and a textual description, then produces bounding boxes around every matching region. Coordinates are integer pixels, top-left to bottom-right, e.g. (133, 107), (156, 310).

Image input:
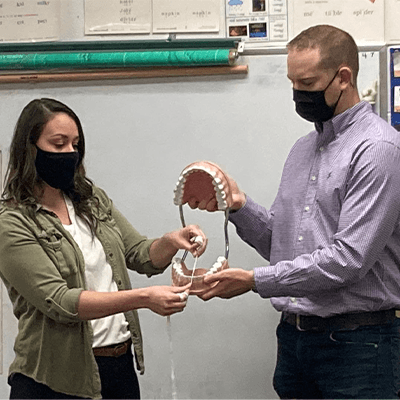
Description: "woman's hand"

(165, 224), (207, 257)
(77, 284), (191, 320)
(142, 284), (191, 316)
(150, 225), (207, 268)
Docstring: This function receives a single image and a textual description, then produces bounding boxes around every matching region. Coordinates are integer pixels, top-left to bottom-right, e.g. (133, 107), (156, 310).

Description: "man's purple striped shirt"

(230, 101), (400, 317)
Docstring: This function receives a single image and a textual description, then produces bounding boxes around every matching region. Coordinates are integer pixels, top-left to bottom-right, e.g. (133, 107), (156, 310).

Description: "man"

(192, 25), (400, 399)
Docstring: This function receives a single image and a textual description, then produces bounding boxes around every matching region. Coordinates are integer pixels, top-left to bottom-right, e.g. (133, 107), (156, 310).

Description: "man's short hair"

(287, 25), (359, 83)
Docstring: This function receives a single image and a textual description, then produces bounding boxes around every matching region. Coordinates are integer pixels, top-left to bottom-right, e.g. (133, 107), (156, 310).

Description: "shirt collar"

(315, 101), (371, 139)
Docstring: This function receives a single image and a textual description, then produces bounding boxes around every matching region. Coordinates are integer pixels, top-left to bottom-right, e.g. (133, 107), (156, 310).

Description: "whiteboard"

(0, 51), (381, 399)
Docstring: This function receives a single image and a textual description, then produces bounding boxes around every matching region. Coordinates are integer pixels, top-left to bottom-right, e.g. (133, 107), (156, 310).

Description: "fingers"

(188, 197), (200, 209)
(172, 284), (190, 304)
(206, 199), (218, 212)
(190, 235), (205, 257)
(186, 226), (207, 256)
(177, 291), (189, 302)
(203, 270), (224, 284)
(187, 196), (218, 212)
(197, 288), (218, 301)
(165, 287), (190, 316)
(148, 284), (193, 317)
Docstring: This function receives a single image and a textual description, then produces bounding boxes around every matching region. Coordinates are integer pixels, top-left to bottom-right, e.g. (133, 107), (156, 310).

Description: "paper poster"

(292, 0), (384, 45)
(385, 0), (400, 44)
(0, 0), (59, 43)
(387, 47), (400, 129)
(226, 0), (288, 43)
(152, 0), (219, 33)
(85, 0), (151, 34)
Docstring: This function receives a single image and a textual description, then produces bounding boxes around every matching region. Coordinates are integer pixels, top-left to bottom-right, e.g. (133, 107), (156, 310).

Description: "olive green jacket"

(0, 187), (166, 399)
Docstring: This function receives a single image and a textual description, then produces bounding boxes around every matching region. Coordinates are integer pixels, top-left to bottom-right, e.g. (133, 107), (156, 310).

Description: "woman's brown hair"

(2, 98), (98, 234)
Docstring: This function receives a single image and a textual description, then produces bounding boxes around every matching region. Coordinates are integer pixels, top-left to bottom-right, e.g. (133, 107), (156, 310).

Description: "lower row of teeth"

(172, 256), (226, 277)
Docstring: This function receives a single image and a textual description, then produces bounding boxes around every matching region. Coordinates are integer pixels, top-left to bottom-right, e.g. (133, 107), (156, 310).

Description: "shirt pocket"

(97, 210), (125, 253)
(37, 228), (79, 280)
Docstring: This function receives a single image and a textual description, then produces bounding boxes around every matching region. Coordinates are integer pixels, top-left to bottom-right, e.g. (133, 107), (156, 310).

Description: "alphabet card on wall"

(85, 0), (151, 34)
(0, 0), (59, 42)
(152, 0), (220, 33)
(385, 0), (400, 44)
(292, 0), (384, 46)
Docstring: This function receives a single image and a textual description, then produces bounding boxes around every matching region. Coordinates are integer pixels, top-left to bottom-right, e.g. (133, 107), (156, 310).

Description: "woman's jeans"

(9, 346), (140, 399)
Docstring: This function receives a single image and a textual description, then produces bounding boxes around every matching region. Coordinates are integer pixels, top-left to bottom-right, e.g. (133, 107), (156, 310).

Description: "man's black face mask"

(293, 70), (342, 123)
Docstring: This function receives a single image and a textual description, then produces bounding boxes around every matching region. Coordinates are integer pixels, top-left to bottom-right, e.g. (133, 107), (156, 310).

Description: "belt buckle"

(296, 314), (306, 331)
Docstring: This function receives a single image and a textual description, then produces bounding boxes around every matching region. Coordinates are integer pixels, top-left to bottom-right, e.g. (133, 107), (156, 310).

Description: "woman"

(0, 98), (206, 399)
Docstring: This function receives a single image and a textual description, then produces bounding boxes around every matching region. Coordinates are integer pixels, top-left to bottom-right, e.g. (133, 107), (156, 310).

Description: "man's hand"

(196, 268), (254, 301)
(184, 163), (246, 212)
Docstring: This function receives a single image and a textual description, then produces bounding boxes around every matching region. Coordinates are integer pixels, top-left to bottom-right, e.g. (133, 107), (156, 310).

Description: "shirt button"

(290, 297), (297, 304)
(319, 146), (324, 152)
(298, 236), (303, 241)
(304, 206), (310, 212)
(109, 253), (113, 258)
(311, 175), (317, 181)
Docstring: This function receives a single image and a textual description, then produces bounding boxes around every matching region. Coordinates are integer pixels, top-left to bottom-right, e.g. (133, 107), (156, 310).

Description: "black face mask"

(293, 70), (342, 123)
(35, 146), (80, 192)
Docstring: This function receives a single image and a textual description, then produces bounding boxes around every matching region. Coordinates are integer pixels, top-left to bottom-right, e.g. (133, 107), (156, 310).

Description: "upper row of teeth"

(172, 256), (226, 278)
(173, 166), (228, 210)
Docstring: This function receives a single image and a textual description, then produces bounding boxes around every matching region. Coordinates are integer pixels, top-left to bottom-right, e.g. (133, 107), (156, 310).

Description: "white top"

(63, 196), (130, 348)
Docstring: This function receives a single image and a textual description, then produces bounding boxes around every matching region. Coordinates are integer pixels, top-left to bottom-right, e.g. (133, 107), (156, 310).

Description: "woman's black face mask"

(293, 70), (342, 123)
(35, 146), (80, 192)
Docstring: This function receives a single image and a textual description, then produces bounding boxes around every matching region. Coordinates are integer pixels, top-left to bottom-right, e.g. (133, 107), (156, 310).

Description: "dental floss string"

(166, 315), (178, 400)
(191, 256), (198, 282)
(190, 235), (202, 283)
(167, 235), (202, 400)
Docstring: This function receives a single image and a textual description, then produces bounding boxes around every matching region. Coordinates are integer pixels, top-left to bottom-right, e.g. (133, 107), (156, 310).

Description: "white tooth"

(214, 178), (221, 184)
(217, 200), (227, 210)
(216, 194), (223, 203)
(217, 256), (226, 263)
(216, 190), (226, 199)
(217, 184), (224, 191)
(210, 170), (216, 177)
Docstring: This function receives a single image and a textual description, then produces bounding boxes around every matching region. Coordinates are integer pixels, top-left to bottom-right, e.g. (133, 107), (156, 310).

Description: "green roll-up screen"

(0, 49), (237, 70)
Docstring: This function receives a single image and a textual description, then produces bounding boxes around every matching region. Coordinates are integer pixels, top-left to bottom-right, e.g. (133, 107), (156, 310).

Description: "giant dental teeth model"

(172, 161), (232, 294)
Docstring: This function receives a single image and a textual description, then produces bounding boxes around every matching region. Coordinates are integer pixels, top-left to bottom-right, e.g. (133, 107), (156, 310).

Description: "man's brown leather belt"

(282, 309), (397, 332)
(93, 338), (132, 357)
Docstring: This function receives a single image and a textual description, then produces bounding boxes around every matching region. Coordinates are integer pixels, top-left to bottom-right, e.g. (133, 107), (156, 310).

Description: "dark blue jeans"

(9, 346), (140, 399)
(273, 318), (400, 399)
